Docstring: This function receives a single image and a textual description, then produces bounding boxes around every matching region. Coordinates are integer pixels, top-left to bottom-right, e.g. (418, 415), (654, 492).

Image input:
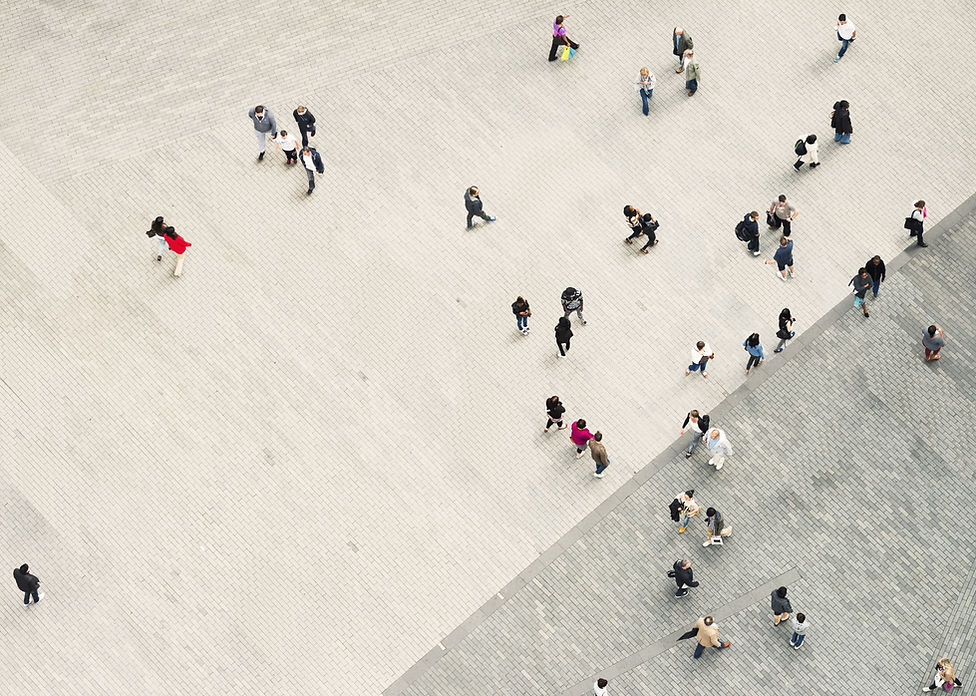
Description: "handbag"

(776, 328), (790, 339)
(560, 45), (572, 61)
(766, 212), (776, 227)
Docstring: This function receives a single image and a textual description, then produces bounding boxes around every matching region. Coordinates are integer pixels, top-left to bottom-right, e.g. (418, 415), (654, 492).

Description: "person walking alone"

(865, 255), (886, 297)
(685, 340), (714, 378)
(771, 586), (792, 625)
(570, 418), (593, 458)
(773, 308), (796, 353)
(767, 194), (799, 236)
(683, 50), (701, 96)
(705, 429), (732, 470)
(555, 316), (573, 358)
(248, 105), (277, 161)
(907, 199), (928, 247)
(849, 267), (872, 318)
(764, 236), (795, 281)
(743, 333), (765, 374)
(692, 616), (731, 658)
(672, 27), (693, 72)
(831, 100), (853, 143)
(790, 613), (809, 650)
(702, 506), (732, 546)
(300, 145), (324, 194)
(589, 431), (610, 478)
(670, 559), (699, 597)
(561, 287), (586, 324)
(833, 14), (857, 62)
(292, 105), (317, 148)
(680, 409), (710, 458)
(464, 186), (496, 230)
(923, 325), (946, 361)
(635, 68), (655, 116)
(13, 564), (43, 605)
(548, 15), (579, 62)
(923, 658), (963, 692)
(793, 135), (820, 171)
(512, 296), (531, 335)
(545, 395), (567, 432)
(670, 490), (700, 533)
(163, 227), (191, 277)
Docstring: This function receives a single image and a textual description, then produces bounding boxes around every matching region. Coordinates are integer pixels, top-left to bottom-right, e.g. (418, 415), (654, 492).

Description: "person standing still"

(635, 68), (656, 115)
(570, 418), (593, 458)
(702, 506), (732, 546)
(764, 236), (795, 281)
(13, 564), (43, 605)
(163, 227), (191, 277)
(849, 267), (872, 318)
(685, 340), (714, 378)
(771, 587), (792, 625)
(671, 490), (700, 532)
(545, 395), (567, 431)
(923, 658), (963, 692)
(741, 211), (761, 256)
(692, 616), (731, 658)
(561, 287), (586, 324)
(743, 333), (765, 374)
(831, 100), (853, 143)
(248, 105), (277, 161)
(512, 296), (531, 334)
(923, 325), (946, 361)
(834, 14), (857, 62)
(555, 316), (573, 358)
(793, 135), (820, 171)
(773, 308), (796, 353)
(548, 15), (579, 62)
(865, 255), (886, 297)
(671, 559), (699, 597)
(790, 613), (809, 650)
(672, 27), (693, 72)
(908, 199), (928, 247)
(768, 194), (799, 236)
(146, 216), (167, 262)
(706, 429), (732, 470)
(683, 50), (701, 96)
(464, 186), (496, 230)
(680, 409), (710, 458)
(589, 431), (610, 478)
(292, 105), (316, 148)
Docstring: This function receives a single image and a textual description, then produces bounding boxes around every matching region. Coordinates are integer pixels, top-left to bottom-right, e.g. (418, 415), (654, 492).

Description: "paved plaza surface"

(0, 0), (974, 693)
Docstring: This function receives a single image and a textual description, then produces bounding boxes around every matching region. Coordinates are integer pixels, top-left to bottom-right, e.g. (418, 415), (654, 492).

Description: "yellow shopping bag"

(560, 45), (572, 61)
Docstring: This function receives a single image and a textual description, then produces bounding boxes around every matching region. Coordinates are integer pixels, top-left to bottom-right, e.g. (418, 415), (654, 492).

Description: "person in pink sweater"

(570, 419), (594, 458)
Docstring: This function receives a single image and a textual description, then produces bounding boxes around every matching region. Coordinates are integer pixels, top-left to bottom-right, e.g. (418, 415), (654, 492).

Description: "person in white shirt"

(834, 13), (856, 62)
(634, 67), (655, 116)
(684, 340), (714, 378)
(593, 677), (609, 696)
(705, 429), (732, 469)
(274, 130), (299, 164)
(793, 134), (820, 171)
(300, 146), (321, 195)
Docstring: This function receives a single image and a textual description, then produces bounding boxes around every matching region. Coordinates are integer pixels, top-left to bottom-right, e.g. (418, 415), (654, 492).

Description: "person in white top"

(793, 134), (820, 171)
(593, 677), (609, 696)
(685, 341), (714, 378)
(634, 67), (656, 116)
(706, 429), (732, 469)
(274, 130), (299, 164)
(834, 13), (856, 62)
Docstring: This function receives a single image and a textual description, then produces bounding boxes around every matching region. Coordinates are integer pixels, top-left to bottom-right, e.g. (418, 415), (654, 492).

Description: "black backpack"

(734, 219), (749, 242)
(794, 139), (807, 156)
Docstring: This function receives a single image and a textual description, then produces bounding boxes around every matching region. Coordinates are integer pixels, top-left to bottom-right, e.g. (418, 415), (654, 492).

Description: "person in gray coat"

(248, 105), (278, 160)
(464, 186), (496, 230)
(771, 586), (792, 625)
(672, 27), (693, 72)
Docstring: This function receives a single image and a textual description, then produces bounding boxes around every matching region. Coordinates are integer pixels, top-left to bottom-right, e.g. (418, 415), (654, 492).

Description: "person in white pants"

(706, 429), (733, 469)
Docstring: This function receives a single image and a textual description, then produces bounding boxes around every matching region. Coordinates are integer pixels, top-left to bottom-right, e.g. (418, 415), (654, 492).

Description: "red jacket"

(165, 234), (191, 254)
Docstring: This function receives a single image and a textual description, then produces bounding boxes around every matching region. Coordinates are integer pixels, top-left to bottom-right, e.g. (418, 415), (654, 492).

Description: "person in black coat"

(771, 586), (792, 625)
(13, 563), (42, 605)
(464, 186), (496, 230)
(864, 255), (886, 297)
(293, 105), (316, 147)
(670, 559), (699, 597)
(742, 211), (760, 256)
(831, 100), (852, 143)
(545, 395), (567, 431)
(555, 316), (573, 357)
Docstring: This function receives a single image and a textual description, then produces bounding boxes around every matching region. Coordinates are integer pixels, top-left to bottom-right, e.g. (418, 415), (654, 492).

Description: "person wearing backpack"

(793, 135), (820, 171)
(735, 211), (760, 256)
(670, 490), (699, 533)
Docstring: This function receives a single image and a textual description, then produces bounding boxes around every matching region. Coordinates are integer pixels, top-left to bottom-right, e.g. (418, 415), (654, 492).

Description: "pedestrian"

(638, 212), (660, 253)
(589, 431), (610, 478)
(300, 145), (324, 195)
(907, 199), (928, 247)
(831, 100), (853, 143)
(670, 490), (700, 533)
(561, 287), (586, 324)
(670, 559), (700, 597)
(773, 308), (796, 353)
(692, 616), (731, 658)
(672, 27), (693, 72)
(593, 678), (609, 696)
(849, 267), (872, 318)
(771, 587), (792, 625)
(623, 205), (644, 244)
(833, 14), (857, 62)
(13, 563), (43, 605)
(512, 296), (531, 335)
(743, 333), (765, 374)
(162, 227), (191, 277)
(705, 429), (732, 470)
(764, 236), (795, 281)
(923, 658), (963, 692)
(767, 194), (799, 236)
(555, 316), (573, 358)
(274, 129), (299, 164)
(922, 325), (946, 361)
(702, 506), (732, 546)
(680, 409), (710, 458)
(790, 613), (809, 650)
(865, 255), (886, 297)
(570, 418), (593, 458)
(248, 105), (277, 161)
(793, 135), (820, 171)
(292, 105), (317, 148)
(464, 186), (496, 230)
(737, 211), (761, 256)
(548, 14), (579, 62)
(635, 67), (656, 115)
(685, 340), (714, 378)
(545, 395), (567, 432)
(146, 215), (167, 262)
(682, 50), (701, 96)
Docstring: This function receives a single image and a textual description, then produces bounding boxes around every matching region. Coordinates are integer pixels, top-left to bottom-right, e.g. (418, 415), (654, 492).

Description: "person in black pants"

(555, 316), (573, 357)
(639, 212), (659, 253)
(669, 559), (699, 597)
(545, 396), (567, 431)
(293, 105), (316, 147)
(742, 211), (760, 256)
(548, 15), (579, 61)
(623, 205), (644, 244)
(13, 563), (43, 604)
(864, 255), (886, 297)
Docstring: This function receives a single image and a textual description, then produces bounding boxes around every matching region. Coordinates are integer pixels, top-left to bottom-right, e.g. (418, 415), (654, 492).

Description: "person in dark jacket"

(849, 267), (872, 317)
(146, 215), (167, 262)
(680, 409), (709, 458)
(623, 205), (644, 244)
(545, 395), (567, 431)
(555, 316), (573, 357)
(771, 586), (792, 625)
(464, 186), (496, 230)
(670, 559), (699, 597)
(742, 211), (760, 256)
(300, 146), (324, 194)
(702, 507), (731, 546)
(292, 105), (316, 147)
(831, 100), (852, 143)
(864, 255), (886, 297)
(672, 27), (693, 72)
(764, 236), (795, 281)
(512, 296), (531, 334)
(639, 212), (659, 253)
(773, 308), (796, 353)
(13, 564), (42, 605)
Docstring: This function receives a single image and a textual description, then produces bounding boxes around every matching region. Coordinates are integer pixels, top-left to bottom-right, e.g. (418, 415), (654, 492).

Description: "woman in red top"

(163, 227), (191, 277)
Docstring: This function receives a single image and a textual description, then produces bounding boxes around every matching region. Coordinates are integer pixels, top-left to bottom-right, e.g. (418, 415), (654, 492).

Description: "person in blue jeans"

(635, 68), (655, 116)
(831, 100), (853, 143)
(693, 616), (731, 658)
(511, 296), (531, 335)
(790, 612), (809, 650)
(13, 563), (43, 605)
(743, 333), (765, 374)
(834, 14), (856, 62)
(864, 255), (886, 297)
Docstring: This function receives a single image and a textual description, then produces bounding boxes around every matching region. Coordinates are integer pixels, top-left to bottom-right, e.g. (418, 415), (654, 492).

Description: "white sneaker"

(702, 540), (711, 547)
(593, 472), (604, 478)
(789, 271), (796, 278)
(580, 319), (587, 325)
(557, 353), (565, 358)
(35, 593), (45, 603)
(779, 273), (787, 282)
(752, 251), (760, 256)
(576, 451), (584, 459)
(714, 461), (724, 470)
(708, 458), (715, 466)
(524, 327), (530, 333)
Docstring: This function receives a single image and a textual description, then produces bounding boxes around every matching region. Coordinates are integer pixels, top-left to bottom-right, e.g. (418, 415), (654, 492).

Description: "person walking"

(743, 333), (765, 374)
(831, 100), (853, 143)
(13, 564), (43, 605)
(570, 418), (593, 458)
(146, 215), (168, 262)
(702, 506), (732, 546)
(865, 255), (886, 297)
(670, 559), (700, 598)
(273, 130), (299, 164)
(849, 267), (872, 318)
(923, 658), (963, 692)
(464, 186), (496, 230)
(767, 194), (799, 236)
(773, 308), (796, 353)
(833, 14), (857, 62)
(790, 613), (809, 650)
(512, 296), (531, 335)
(638, 212), (659, 253)
(764, 236), (795, 281)
(771, 587), (792, 625)
(163, 227), (191, 277)
(683, 50), (701, 96)
(292, 105), (317, 148)
(685, 341), (714, 378)
(635, 68), (656, 115)
(692, 616), (731, 658)
(561, 287), (586, 324)
(738, 211), (761, 256)
(589, 432), (610, 478)
(548, 14), (579, 62)
(793, 135), (820, 171)
(680, 409), (710, 458)
(555, 316), (573, 358)
(907, 199), (928, 247)
(672, 27), (693, 72)
(248, 105), (277, 160)
(623, 205), (645, 244)
(923, 325), (946, 361)
(593, 678), (609, 696)
(545, 395), (567, 432)
(300, 145), (324, 194)
(705, 429), (732, 470)
(670, 490), (700, 533)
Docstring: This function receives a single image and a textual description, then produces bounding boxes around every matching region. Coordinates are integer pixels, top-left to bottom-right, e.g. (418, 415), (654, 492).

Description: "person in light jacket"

(683, 50), (701, 96)
(793, 134), (820, 171)
(705, 429), (732, 470)
(635, 67), (656, 115)
(922, 325), (946, 361)
(692, 616), (730, 658)
(923, 657), (963, 692)
(589, 431), (610, 478)
(672, 27), (693, 72)
(771, 586), (792, 625)
(671, 490), (699, 532)
(743, 333), (765, 374)
(831, 100), (852, 143)
(248, 105), (277, 160)
(790, 613), (809, 650)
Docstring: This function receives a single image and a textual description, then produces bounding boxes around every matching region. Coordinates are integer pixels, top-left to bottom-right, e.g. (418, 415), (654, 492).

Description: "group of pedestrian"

(622, 205), (659, 252)
(248, 104), (324, 194)
(146, 215), (192, 277)
(543, 399), (610, 478)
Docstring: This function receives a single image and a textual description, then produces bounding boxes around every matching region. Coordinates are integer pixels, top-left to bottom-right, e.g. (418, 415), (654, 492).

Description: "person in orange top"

(163, 227), (192, 277)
